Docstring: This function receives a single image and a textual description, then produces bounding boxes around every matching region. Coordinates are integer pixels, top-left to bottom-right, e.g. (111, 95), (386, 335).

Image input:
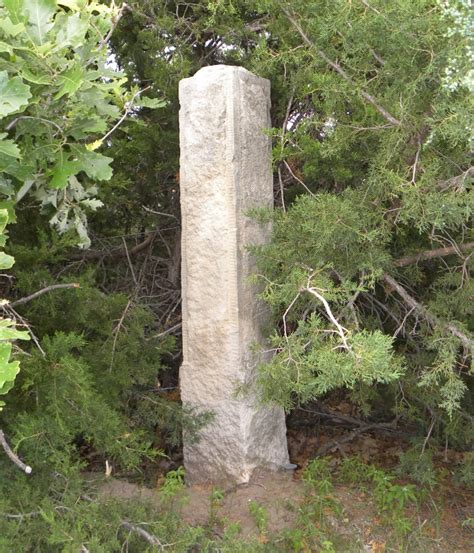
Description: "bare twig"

(122, 238), (138, 286)
(152, 322), (182, 339)
(282, 291), (301, 340)
(277, 166), (286, 212)
(9, 283), (80, 308)
(120, 521), (165, 550)
(0, 510), (41, 519)
(109, 298), (133, 372)
(5, 116), (63, 134)
(393, 306), (415, 338)
(277, 92), (295, 211)
(283, 8), (401, 126)
(382, 273), (472, 351)
(314, 417), (400, 457)
(99, 3), (129, 47)
(283, 160), (315, 196)
(297, 404), (404, 433)
(0, 430), (32, 474)
(69, 230), (158, 261)
(394, 241), (474, 267)
(142, 206), (178, 220)
(100, 86), (151, 144)
(437, 166), (473, 192)
(3, 304), (45, 356)
(421, 414), (436, 456)
(360, 0), (385, 18)
(411, 139), (422, 184)
(302, 280), (351, 352)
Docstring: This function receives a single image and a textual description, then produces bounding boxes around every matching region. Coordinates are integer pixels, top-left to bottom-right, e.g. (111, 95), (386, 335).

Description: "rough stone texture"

(179, 65), (289, 484)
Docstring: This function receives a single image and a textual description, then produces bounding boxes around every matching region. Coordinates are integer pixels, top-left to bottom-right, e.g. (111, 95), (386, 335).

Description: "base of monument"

(183, 459), (295, 487)
(181, 399), (290, 486)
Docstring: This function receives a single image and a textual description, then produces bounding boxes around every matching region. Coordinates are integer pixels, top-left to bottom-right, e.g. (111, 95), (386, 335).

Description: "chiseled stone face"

(179, 65), (289, 485)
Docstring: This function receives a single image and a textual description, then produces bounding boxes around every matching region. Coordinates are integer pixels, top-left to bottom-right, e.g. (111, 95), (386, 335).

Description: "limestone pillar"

(179, 65), (289, 484)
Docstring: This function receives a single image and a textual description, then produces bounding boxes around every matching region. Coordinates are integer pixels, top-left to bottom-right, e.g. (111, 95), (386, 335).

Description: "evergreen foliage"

(0, 0), (472, 548)
(110, 2), (473, 449)
(248, 0), (473, 444)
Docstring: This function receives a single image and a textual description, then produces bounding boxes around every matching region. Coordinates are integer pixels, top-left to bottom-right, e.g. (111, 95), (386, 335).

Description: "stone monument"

(179, 65), (289, 484)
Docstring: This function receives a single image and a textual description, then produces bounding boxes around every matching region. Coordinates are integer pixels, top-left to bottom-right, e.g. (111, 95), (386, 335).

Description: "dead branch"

(120, 521), (165, 550)
(0, 510), (42, 519)
(277, 92), (295, 211)
(283, 8), (401, 126)
(0, 430), (32, 474)
(2, 304), (45, 356)
(122, 237), (138, 286)
(283, 160), (315, 196)
(382, 273), (472, 352)
(100, 85), (150, 144)
(314, 420), (399, 457)
(437, 166), (473, 191)
(9, 283), (80, 308)
(296, 404), (406, 435)
(69, 230), (158, 261)
(109, 298), (133, 372)
(301, 281), (351, 352)
(151, 321), (182, 339)
(394, 241), (474, 267)
(99, 3), (130, 48)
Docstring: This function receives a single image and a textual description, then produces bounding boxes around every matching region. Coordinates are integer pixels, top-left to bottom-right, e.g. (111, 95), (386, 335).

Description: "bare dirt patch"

(96, 466), (473, 552)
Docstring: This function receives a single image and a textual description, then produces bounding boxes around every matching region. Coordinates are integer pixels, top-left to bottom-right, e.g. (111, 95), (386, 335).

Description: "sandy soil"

(96, 468), (473, 552)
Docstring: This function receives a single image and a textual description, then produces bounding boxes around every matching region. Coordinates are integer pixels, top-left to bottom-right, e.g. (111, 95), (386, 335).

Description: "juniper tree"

(247, 0), (473, 444)
(113, 0), (473, 447)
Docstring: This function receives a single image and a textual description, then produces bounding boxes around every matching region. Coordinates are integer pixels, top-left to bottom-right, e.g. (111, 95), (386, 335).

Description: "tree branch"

(69, 230), (158, 261)
(100, 86), (151, 144)
(296, 404), (406, 435)
(314, 417), (400, 457)
(99, 2), (130, 48)
(120, 521), (165, 550)
(302, 282), (351, 352)
(9, 283), (80, 308)
(437, 166), (473, 192)
(0, 430), (32, 474)
(283, 8), (401, 126)
(394, 241), (474, 267)
(382, 273), (473, 351)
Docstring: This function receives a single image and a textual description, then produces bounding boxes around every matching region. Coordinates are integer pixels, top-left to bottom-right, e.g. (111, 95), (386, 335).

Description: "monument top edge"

(180, 64), (269, 85)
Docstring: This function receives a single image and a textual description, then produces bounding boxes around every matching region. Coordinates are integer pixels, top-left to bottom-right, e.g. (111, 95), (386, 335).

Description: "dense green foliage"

(0, 0), (132, 246)
(112, 0), (472, 443)
(241, 0), (473, 440)
(0, 0), (472, 549)
(0, 0), (160, 409)
(0, 1), (182, 548)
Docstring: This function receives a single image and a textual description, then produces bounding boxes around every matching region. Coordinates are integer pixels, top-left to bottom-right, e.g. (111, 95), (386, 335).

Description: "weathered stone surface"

(179, 65), (289, 484)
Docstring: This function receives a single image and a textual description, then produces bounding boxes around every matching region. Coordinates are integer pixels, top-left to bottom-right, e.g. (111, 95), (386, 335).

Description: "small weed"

(281, 527), (305, 552)
(338, 457), (419, 537)
(222, 520), (242, 539)
(396, 443), (439, 487)
(280, 458), (347, 552)
(303, 458), (342, 519)
(208, 488), (225, 529)
(248, 500), (268, 534)
(321, 539), (337, 553)
(454, 452), (474, 488)
(159, 466), (185, 499)
(338, 455), (372, 486)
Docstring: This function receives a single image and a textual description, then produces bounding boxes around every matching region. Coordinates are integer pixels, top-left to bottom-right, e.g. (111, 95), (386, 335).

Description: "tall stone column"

(179, 65), (289, 484)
